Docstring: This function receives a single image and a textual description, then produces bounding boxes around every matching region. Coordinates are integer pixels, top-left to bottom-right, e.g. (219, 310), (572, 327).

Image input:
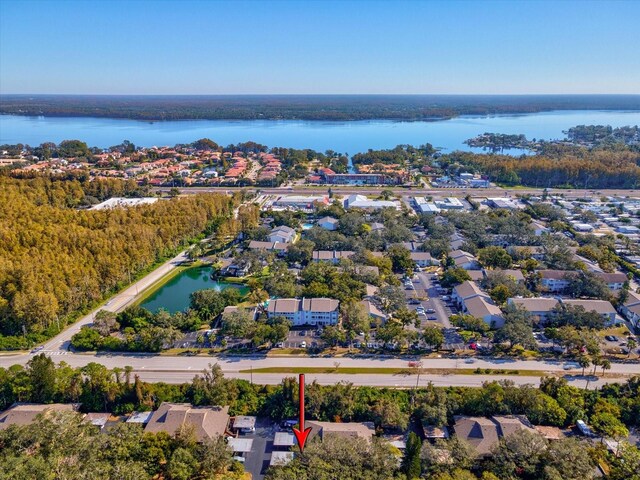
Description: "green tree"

(440, 268), (471, 288)
(26, 354), (55, 403)
(422, 325), (444, 350)
(478, 246), (513, 269)
(402, 432), (422, 479)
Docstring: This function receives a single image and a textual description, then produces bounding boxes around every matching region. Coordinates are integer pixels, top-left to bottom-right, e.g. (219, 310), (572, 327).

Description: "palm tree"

(600, 358), (611, 377)
(124, 365), (133, 387)
(578, 356), (590, 376)
(627, 339), (637, 358)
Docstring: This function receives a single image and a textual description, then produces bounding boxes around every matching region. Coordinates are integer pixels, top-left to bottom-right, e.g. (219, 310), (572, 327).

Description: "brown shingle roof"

(144, 403), (230, 442)
(0, 403), (79, 430)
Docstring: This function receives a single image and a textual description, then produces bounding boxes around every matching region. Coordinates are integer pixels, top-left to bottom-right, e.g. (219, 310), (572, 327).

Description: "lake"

(1, 110), (639, 154)
(139, 266), (248, 314)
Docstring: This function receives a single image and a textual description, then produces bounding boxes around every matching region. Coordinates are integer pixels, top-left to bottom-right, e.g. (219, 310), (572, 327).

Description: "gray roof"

(273, 432), (296, 447)
(267, 298), (339, 314)
(0, 404), (79, 430)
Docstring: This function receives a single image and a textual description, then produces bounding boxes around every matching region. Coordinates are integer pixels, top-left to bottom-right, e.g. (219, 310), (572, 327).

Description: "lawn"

(239, 366), (550, 376)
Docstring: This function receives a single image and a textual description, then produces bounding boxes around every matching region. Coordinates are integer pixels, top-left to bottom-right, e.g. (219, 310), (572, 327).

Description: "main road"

(160, 185), (640, 199)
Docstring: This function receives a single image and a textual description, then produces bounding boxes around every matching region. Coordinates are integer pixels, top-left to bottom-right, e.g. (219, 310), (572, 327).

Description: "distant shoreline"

(2, 94), (639, 122)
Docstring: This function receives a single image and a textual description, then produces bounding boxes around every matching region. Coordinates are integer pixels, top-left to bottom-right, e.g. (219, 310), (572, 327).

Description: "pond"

(139, 266), (248, 314)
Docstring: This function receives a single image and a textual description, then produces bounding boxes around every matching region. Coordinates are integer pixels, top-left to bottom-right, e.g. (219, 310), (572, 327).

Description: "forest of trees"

(0, 177), (241, 349)
(440, 147), (640, 188)
(1, 357), (639, 480)
(2, 94), (639, 121)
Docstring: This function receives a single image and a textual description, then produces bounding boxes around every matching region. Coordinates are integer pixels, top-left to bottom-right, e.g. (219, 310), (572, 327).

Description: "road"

(42, 250), (190, 354)
(162, 186), (640, 199)
(4, 348), (639, 390)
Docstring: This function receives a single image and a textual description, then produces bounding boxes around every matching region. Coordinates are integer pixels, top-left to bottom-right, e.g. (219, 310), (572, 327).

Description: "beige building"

(144, 402), (230, 442)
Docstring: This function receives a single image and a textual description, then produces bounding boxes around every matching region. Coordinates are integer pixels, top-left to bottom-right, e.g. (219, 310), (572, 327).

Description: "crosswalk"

(30, 350), (68, 356)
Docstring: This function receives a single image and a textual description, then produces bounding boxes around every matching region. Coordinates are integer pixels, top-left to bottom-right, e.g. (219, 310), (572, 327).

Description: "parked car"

(416, 307), (426, 315)
(300, 341), (307, 348)
(427, 316), (437, 320)
(605, 335), (619, 342)
(426, 308), (435, 314)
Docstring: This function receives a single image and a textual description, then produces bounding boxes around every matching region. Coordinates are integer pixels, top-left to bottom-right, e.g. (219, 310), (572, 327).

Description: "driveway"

(241, 418), (274, 480)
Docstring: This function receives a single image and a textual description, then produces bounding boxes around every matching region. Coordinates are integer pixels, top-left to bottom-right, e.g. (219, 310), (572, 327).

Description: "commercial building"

(343, 194), (400, 210)
(266, 298), (340, 326)
(272, 195), (329, 210)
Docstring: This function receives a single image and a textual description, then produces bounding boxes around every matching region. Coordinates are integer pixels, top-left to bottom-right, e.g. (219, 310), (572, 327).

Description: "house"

(453, 415), (534, 456)
(269, 225), (296, 244)
(360, 299), (388, 323)
(620, 290), (640, 328)
(449, 250), (480, 270)
(562, 299), (617, 324)
(312, 250), (355, 264)
(126, 411), (153, 424)
(0, 403), (79, 430)
(411, 251), (437, 267)
(508, 298), (560, 323)
(306, 421), (375, 442)
(144, 403), (230, 443)
(538, 270), (573, 293)
(595, 272), (628, 290)
(402, 241), (422, 252)
(266, 298), (340, 326)
(317, 216), (339, 230)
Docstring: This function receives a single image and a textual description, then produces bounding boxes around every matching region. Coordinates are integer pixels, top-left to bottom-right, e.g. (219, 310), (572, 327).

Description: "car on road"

(30, 346), (44, 353)
(464, 358), (475, 364)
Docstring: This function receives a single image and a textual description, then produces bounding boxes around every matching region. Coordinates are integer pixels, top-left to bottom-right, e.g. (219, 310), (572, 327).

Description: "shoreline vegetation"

(1, 94), (640, 121)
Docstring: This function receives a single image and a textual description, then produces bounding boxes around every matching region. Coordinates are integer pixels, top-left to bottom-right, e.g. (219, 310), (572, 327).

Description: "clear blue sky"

(1, 0), (639, 94)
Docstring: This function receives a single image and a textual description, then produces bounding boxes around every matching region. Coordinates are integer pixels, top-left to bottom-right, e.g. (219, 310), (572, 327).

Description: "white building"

(272, 195), (329, 210)
(268, 225), (296, 243)
(538, 270), (572, 293)
(267, 298), (340, 326)
(435, 197), (464, 210)
(343, 194), (400, 210)
(317, 216), (339, 230)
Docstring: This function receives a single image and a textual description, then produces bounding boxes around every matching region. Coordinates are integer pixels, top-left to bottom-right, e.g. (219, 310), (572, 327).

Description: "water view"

(2, 110), (639, 154)
(139, 266), (248, 314)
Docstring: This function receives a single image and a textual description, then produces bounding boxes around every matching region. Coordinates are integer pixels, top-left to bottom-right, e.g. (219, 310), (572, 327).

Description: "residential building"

(360, 299), (388, 323)
(453, 415), (534, 456)
(531, 221), (550, 236)
(508, 298), (559, 323)
(595, 272), (628, 290)
(324, 173), (402, 185)
(306, 421), (376, 442)
(266, 298), (340, 326)
(620, 290), (640, 328)
(562, 299), (617, 324)
(450, 250), (480, 270)
(411, 251), (437, 267)
(538, 270), (573, 293)
(0, 403), (79, 430)
(507, 246), (545, 261)
(452, 281), (488, 307)
(144, 403), (230, 443)
(495, 269), (525, 284)
(268, 225), (296, 244)
(312, 250), (354, 264)
(317, 216), (339, 230)
(247, 240), (289, 253)
(487, 198), (520, 210)
(464, 296), (505, 328)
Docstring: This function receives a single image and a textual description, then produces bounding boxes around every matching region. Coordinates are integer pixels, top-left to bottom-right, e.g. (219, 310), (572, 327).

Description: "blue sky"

(1, 0), (639, 94)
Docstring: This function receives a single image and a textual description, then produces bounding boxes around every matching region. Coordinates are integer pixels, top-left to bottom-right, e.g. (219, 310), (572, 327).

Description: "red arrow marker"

(292, 373), (312, 452)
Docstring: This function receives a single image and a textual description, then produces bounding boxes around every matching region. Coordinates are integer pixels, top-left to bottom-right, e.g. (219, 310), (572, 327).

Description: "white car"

(300, 341), (307, 348)
(416, 307), (426, 315)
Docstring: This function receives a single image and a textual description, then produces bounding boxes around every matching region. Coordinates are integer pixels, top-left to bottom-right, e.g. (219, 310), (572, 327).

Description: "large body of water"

(1, 110), (639, 154)
(139, 266), (248, 314)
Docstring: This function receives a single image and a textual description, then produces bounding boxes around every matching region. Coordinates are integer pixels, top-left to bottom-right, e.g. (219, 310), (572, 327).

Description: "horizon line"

(2, 93), (640, 97)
